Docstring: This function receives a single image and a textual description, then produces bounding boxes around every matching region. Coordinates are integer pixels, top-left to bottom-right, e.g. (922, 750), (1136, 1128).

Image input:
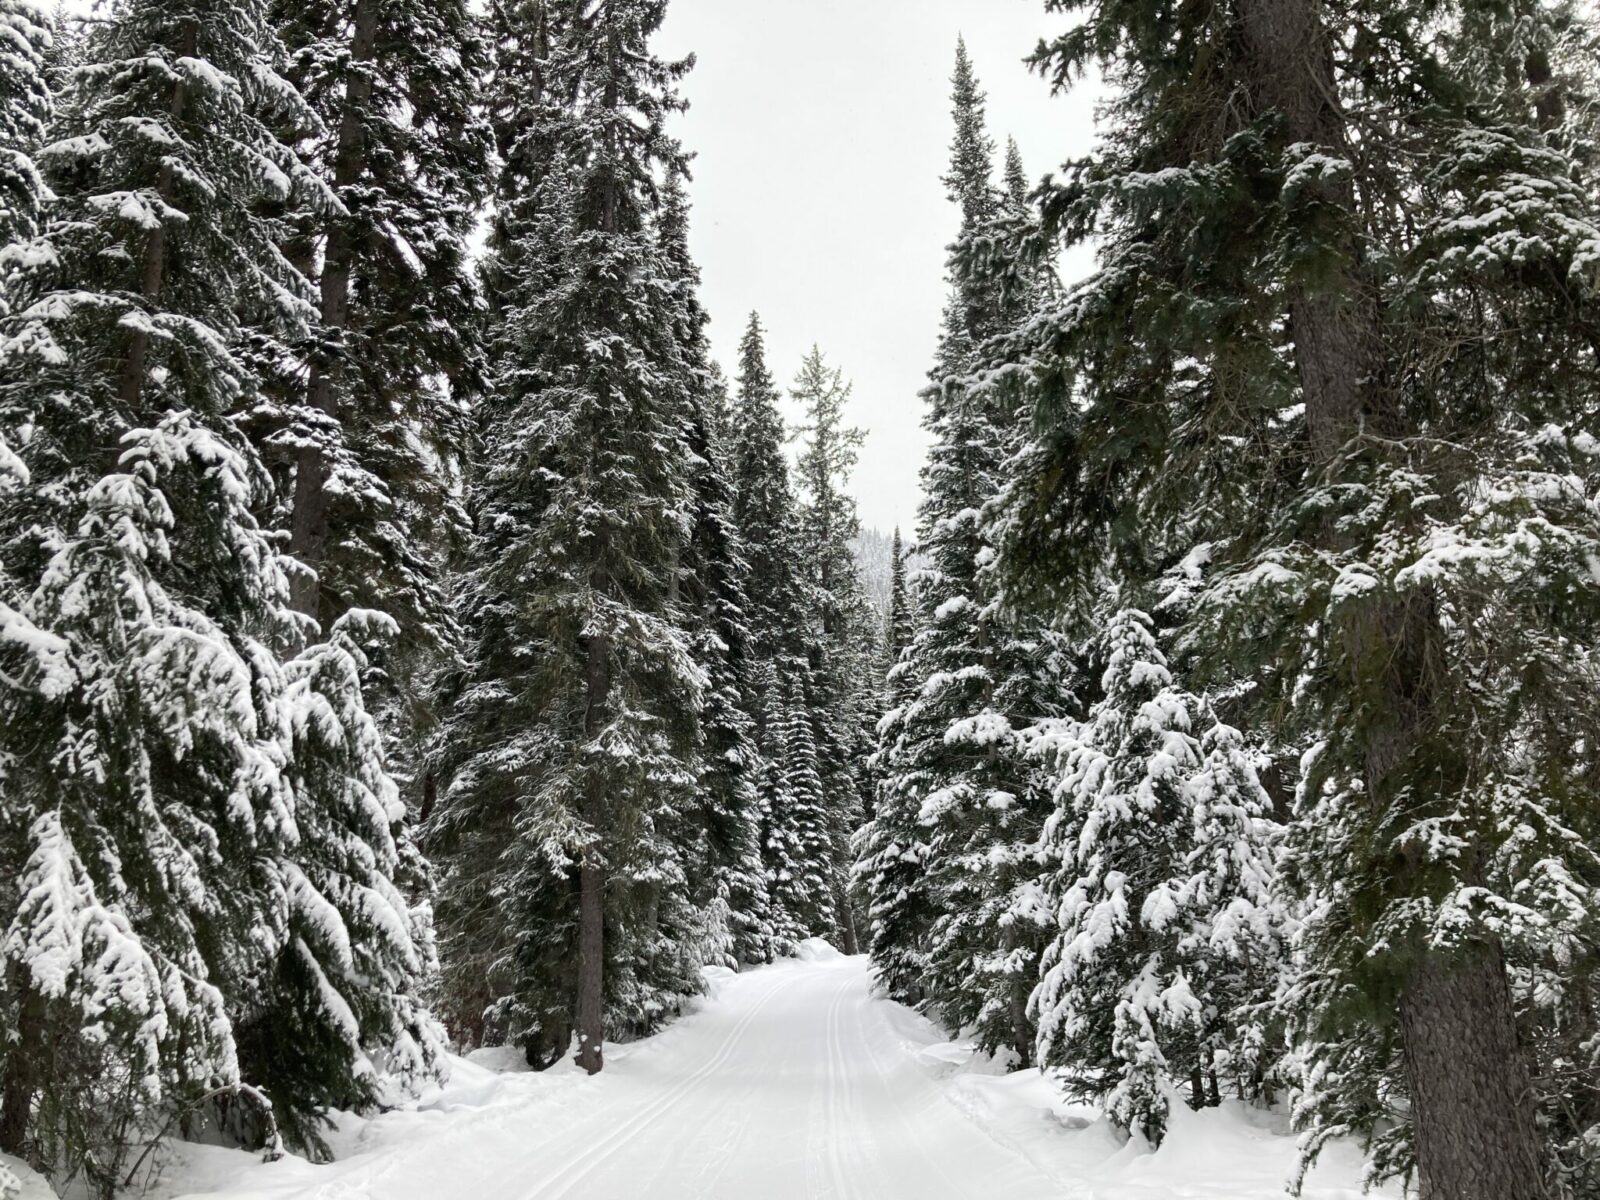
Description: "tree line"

(0, 0), (877, 1194)
(858, 8), (1600, 1200)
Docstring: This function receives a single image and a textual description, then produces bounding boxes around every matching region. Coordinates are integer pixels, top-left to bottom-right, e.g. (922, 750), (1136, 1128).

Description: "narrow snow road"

(169, 953), (1067, 1200)
(493, 955), (1063, 1200)
(165, 952), (1383, 1200)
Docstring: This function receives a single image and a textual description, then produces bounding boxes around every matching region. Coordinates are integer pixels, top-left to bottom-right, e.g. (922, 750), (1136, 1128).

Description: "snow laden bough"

(0, 420), (445, 1192)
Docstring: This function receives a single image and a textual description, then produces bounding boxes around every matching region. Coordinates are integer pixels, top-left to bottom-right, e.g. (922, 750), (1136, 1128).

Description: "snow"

(147, 956), (1387, 1200)
(0, 1154), (55, 1200)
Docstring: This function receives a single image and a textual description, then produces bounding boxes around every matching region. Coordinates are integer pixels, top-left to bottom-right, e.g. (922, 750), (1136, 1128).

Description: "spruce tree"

(881, 526), (914, 701)
(993, 0), (1600, 1192)
(659, 175), (775, 967)
(267, 0), (493, 853)
(1032, 609), (1279, 1143)
(725, 312), (826, 949)
(791, 346), (874, 954)
(271, 0), (491, 634)
(728, 313), (808, 667)
(767, 668), (834, 942)
(433, 0), (703, 1075)
(0, 0), (49, 504)
(860, 41), (1065, 1063)
(0, 0), (441, 1180)
(0, 0), (49, 257)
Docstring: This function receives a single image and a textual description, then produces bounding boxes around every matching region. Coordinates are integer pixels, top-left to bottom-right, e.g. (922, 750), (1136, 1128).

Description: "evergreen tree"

(0, 0), (49, 256)
(267, 0), (493, 850)
(271, 0), (490, 632)
(1032, 609), (1279, 1144)
(0, 0), (49, 512)
(725, 312), (827, 949)
(659, 175), (775, 967)
(993, 0), (1600, 1192)
(0, 0), (442, 1181)
(791, 346), (873, 954)
(881, 526), (914, 701)
(728, 312), (807, 666)
(859, 41), (1065, 1063)
(767, 668), (834, 942)
(750, 658), (806, 953)
(1002, 135), (1028, 215)
(433, 0), (703, 1076)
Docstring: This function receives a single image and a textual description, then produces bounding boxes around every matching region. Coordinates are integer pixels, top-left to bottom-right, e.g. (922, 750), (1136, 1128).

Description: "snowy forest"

(2, 0), (1600, 1198)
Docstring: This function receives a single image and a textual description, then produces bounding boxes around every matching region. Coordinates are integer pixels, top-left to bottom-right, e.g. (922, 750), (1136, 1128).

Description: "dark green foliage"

(432, 0), (709, 1066)
(858, 40), (1068, 1065)
(986, 0), (1600, 1188)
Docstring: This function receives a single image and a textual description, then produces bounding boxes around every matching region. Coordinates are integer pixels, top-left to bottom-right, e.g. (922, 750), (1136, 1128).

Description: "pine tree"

(266, 0), (492, 856)
(860, 41), (1065, 1063)
(659, 175), (775, 968)
(0, 0), (50, 508)
(271, 0), (491, 633)
(993, 0), (1600, 1192)
(767, 668), (834, 941)
(791, 346), (874, 954)
(0, 0), (49, 256)
(0, 0), (441, 1180)
(433, 0), (703, 1076)
(1032, 609), (1279, 1144)
(881, 526), (914, 701)
(1002, 135), (1028, 215)
(728, 313), (807, 667)
(725, 312), (827, 950)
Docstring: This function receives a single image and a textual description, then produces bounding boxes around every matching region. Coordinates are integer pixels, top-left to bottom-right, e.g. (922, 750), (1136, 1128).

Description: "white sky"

(657, 0), (1097, 533)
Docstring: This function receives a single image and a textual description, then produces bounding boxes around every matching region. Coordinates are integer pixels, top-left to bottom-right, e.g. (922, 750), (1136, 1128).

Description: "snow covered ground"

(149, 947), (1390, 1200)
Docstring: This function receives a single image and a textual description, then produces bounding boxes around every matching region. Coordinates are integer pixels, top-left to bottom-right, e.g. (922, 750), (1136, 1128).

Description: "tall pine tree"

(792, 346), (874, 954)
(0, 0), (441, 1182)
(861, 41), (1066, 1062)
(992, 0), (1600, 1192)
(658, 176), (775, 968)
(433, 0), (704, 1075)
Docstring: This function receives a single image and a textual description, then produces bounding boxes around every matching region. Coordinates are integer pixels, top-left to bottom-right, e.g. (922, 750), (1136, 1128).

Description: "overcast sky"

(656, 0), (1097, 533)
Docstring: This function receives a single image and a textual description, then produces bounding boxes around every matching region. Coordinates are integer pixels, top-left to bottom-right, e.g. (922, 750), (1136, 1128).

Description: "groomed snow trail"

(163, 952), (1385, 1200)
(500, 954), (1061, 1200)
(170, 954), (1065, 1200)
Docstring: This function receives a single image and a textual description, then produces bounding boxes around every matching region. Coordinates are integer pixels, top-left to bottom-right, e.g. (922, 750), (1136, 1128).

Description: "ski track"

(496, 956), (1065, 1200)
(522, 970), (794, 1200)
(171, 956), (1070, 1200)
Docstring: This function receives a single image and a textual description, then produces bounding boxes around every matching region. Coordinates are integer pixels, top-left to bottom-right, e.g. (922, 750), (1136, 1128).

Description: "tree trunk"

(1235, 0), (1548, 1193)
(0, 975), (43, 1158)
(574, 851), (605, 1075)
(834, 886), (858, 956)
(574, 566), (611, 1076)
(118, 19), (196, 411)
(287, 0), (380, 619)
(1399, 945), (1546, 1200)
(1002, 918), (1032, 1066)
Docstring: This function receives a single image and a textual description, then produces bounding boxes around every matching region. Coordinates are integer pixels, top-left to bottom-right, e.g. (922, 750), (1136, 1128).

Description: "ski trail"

(850, 985), (970, 1199)
(523, 970), (793, 1199)
(166, 956), (1072, 1200)
(821, 973), (861, 1199)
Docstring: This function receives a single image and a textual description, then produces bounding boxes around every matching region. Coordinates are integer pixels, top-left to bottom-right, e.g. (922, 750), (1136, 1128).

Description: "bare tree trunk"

(834, 887), (858, 956)
(287, 0), (380, 619)
(1234, 0), (1547, 1194)
(0, 975), (42, 1157)
(1399, 945), (1546, 1200)
(575, 567), (611, 1076)
(574, 848), (606, 1075)
(118, 19), (196, 411)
